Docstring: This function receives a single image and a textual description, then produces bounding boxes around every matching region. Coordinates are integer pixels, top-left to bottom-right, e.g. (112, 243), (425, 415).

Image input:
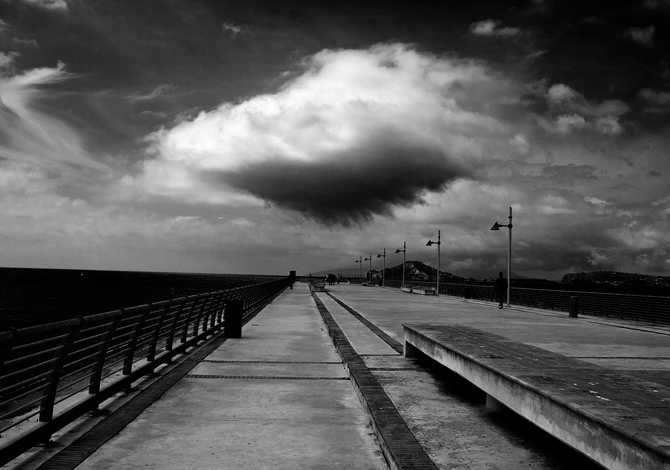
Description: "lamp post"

(395, 242), (406, 288)
(490, 207), (513, 308)
(364, 253), (373, 283)
(426, 230), (441, 296)
(355, 256), (363, 281)
(376, 248), (386, 287)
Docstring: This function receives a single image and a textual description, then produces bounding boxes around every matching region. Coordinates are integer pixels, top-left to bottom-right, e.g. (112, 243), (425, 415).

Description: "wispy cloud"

(625, 26), (655, 46)
(0, 62), (108, 173)
(539, 83), (629, 134)
(639, 88), (670, 105)
(18, 0), (68, 10)
(643, 0), (670, 10)
(471, 19), (522, 37)
(221, 22), (245, 36)
(509, 134), (530, 154)
(0, 51), (19, 73)
(127, 84), (180, 101)
(638, 88), (670, 114)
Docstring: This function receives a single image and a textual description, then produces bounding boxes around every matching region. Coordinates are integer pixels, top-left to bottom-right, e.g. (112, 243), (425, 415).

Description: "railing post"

(224, 300), (243, 338)
(89, 313), (122, 394)
(205, 293), (217, 330)
(147, 301), (171, 363)
(212, 292), (224, 328)
(40, 318), (83, 423)
(569, 296), (579, 318)
(216, 292), (228, 326)
(123, 305), (150, 376)
(165, 299), (186, 353)
(191, 296), (206, 338)
(199, 294), (213, 334)
(181, 296), (198, 343)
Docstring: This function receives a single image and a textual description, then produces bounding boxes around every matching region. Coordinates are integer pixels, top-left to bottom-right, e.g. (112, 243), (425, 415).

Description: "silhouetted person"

(494, 271), (506, 309)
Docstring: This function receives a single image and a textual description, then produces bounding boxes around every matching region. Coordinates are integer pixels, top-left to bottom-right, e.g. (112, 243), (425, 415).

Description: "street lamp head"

(426, 240), (433, 246)
(490, 222), (501, 231)
(395, 249), (401, 253)
(377, 254), (382, 258)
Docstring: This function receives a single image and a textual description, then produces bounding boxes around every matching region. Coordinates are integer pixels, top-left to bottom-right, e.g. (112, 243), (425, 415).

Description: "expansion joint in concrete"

(310, 291), (438, 470)
(325, 292), (404, 354)
(185, 375), (349, 380)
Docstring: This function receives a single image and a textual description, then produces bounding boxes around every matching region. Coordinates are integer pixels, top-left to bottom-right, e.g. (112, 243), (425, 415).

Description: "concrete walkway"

(71, 283), (386, 470)
(10, 282), (670, 469)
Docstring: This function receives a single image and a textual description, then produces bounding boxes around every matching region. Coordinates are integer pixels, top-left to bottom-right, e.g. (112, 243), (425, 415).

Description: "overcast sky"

(0, 0), (669, 279)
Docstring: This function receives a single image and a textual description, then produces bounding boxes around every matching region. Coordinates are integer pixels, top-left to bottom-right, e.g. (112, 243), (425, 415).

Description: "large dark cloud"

(218, 141), (468, 226)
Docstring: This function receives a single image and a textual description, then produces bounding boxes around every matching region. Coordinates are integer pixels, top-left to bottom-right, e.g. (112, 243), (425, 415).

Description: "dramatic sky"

(0, 0), (669, 279)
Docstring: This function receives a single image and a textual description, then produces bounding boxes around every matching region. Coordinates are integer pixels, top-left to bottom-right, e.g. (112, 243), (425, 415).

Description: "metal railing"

(384, 280), (670, 326)
(0, 276), (290, 466)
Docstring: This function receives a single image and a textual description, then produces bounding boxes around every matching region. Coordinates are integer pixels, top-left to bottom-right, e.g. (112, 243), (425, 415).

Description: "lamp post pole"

(395, 241), (406, 288)
(426, 231), (441, 296)
(507, 208), (512, 307)
(377, 248), (386, 287)
(364, 253), (372, 282)
(355, 256), (363, 281)
(437, 231), (441, 296)
(490, 207), (513, 308)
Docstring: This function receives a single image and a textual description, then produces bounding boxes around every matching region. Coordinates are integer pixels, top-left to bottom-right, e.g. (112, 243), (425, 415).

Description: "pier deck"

(7, 283), (670, 469)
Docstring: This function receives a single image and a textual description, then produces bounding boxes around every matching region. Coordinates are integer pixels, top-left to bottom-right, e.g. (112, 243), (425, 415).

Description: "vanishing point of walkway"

(8, 283), (670, 469)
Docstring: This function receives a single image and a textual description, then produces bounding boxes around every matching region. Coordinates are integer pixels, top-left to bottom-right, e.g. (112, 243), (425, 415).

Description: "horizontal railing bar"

(54, 369), (95, 393)
(60, 355), (96, 374)
(0, 360), (56, 385)
(10, 335), (68, 353)
(2, 347), (61, 369)
(0, 374), (49, 402)
(70, 339), (106, 355)
(14, 318), (82, 339)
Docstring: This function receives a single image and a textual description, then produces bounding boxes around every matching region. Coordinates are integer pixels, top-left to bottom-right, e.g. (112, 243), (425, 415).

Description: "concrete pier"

(7, 283), (670, 469)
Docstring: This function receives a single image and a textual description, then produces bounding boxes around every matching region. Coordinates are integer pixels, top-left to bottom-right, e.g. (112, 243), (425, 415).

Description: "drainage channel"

(310, 291), (438, 470)
(325, 292), (404, 354)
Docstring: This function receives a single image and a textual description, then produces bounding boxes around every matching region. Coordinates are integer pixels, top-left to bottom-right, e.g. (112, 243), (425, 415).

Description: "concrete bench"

(403, 323), (670, 470)
(312, 281), (326, 292)
(401, 287), (413, 293)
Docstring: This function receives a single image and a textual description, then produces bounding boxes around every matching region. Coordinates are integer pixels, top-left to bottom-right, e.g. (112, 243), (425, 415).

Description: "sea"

(0, 267), (282, 330)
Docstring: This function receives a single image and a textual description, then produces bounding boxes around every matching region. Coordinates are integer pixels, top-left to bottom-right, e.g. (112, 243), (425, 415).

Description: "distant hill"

(308, 261), (529, 281)
(561, 270), (670, 287)
(382, 260), (465, 282)
(308, 261), (465, 282)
